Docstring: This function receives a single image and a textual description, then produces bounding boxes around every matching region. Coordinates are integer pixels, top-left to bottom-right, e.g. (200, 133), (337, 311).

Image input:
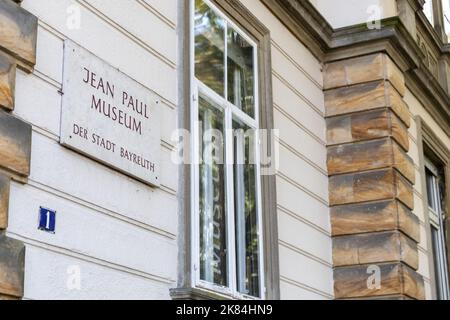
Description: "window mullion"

(192, 81), (201, 287)
(431, 175), (439, 222)
(225, 106), (237, 295)
(252, 24), (265, 299)
(254, 126), (266, 299)
(433, 176), (438, 214)
(229, 102), (257, 128)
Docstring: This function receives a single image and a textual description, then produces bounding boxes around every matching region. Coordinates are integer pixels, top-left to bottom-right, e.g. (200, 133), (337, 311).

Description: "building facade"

(0, 0), (449, 300)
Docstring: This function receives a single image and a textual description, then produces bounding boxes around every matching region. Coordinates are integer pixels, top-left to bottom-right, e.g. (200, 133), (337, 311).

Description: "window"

(422, 0), (450, 42)
(425, 159), (450, 300)
(191, 0), (264, 298)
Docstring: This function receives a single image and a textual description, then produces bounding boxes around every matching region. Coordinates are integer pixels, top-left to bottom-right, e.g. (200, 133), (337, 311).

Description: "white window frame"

(425, 158), (450, 300)
(189, 0), (266, 299)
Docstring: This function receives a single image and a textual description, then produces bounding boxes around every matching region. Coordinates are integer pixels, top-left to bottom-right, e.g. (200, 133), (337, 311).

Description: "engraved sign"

(61, 41), (160, 186)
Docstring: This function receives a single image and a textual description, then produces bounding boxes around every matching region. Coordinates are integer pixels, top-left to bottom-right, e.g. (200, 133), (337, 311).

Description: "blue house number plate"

(38, 207), (56, 233)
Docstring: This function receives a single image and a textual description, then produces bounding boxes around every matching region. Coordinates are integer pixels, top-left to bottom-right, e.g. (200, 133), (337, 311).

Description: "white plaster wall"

(310, 0), (398, 29)
(9, 0), (179, 299)
(8, 0), (333, 300)
(240, 0), (333, 300)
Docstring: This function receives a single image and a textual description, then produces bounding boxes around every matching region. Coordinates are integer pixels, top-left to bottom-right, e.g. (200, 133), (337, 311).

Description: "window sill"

(170, 287), (236, 300)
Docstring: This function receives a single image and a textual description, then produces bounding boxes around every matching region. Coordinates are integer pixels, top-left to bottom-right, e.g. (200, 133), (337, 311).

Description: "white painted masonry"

(6, 0), (332, 300)
(9, 0), (179, 300)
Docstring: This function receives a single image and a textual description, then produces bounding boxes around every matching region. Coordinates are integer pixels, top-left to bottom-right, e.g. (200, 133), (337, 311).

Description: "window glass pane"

(426, 169), (437, 210)
(431, 226), (444, 299)
(199, 96), (227, 287)
(443, 0), (450, 42)
(438, 176), (446, 211)
(431, 225), (450, 299)
(228, 26), (255, 118)
(233, 120), (260, 297)
(424, 0), (434, 25)
(195, 0), (225, 97)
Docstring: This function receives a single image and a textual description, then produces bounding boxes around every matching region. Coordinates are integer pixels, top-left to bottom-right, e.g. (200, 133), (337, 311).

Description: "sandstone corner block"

(0, 111), (32, 176)
(324, 53), (406, 96)
(334, 263), (424, 299)
(325, 80), (410, 127)
(0, 173), (10, 230)
(0, 232), (25, 298)
(333, 231), (419, 270)
(326, 109), (409, 151)
(0, 51), (16, 110)
(329, 168), (414, 209)
(327, 138), (415, 183)
(331, 200), (420, 242)
(0, 0), (38, 71)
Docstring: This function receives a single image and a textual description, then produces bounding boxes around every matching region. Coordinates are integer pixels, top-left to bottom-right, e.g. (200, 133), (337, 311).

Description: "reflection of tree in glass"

(233, 123), (260, 297)
(199, 99), (227, 287)
(228, 28), (255, 117)
(195, 0), (225, 96)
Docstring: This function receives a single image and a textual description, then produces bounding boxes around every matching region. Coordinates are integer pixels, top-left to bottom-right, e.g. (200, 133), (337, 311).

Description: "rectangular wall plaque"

(61, 41), (161, 187)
